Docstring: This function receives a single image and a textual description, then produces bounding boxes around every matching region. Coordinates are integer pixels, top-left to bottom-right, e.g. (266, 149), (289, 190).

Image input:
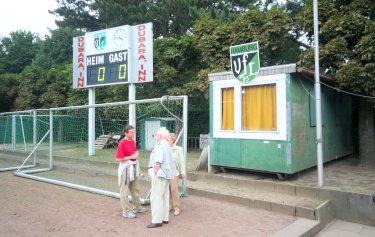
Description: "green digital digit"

(98, 67), (105, 81)
(119, 64), (127, 79)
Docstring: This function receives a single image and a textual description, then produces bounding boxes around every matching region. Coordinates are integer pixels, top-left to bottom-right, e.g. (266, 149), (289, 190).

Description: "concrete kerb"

(318, 188), (375, 226)
(190, 171), (375, 226)
(270, 218), (320, 237)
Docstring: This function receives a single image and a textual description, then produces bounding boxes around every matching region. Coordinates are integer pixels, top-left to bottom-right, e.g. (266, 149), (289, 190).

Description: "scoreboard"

(72, 23), (153, 89)
(86, 51), (128, 86)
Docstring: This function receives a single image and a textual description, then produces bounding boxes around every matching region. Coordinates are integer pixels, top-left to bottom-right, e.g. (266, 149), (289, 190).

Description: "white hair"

(157, 127), (170, 139)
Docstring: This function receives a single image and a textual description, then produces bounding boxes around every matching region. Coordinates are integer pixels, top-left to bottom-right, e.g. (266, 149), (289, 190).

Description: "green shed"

(139, 117), (176, 150)
(208, 64), (353, 176)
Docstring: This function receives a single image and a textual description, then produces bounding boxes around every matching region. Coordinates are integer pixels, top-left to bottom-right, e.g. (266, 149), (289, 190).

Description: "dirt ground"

(0, 172), (295, 237)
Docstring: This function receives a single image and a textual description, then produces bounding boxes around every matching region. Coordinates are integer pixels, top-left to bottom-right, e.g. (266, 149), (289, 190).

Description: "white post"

(129, 84), (136, 130)
(313, 0), (324, 187)
(11, 115), (16, 151)
(183, 96), (188, 162)
(33, 110), (37, 166)
(49, 110), (53, 169)
(88, 88), (96, 156)
(128, 25), (136, 133)
(20, 115), (27, 151)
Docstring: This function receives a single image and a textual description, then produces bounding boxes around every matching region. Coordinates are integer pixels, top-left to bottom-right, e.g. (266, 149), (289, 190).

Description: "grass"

(41, 143), (201, 172)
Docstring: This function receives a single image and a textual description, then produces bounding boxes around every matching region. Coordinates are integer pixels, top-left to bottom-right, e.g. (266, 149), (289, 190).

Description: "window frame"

(240, 83), (277, 132)
(213, 74), (287, 141)
(220, 87), (235, 131)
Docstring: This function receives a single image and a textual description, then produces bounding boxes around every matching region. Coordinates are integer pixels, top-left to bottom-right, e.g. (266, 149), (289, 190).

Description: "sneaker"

(123, 211), (136, 219)
(133, 207), (147, 213)
(174, 209), (180, 216)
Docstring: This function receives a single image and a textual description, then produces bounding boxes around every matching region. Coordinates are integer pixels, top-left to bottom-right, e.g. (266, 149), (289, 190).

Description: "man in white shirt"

(147, 127), (175, 228)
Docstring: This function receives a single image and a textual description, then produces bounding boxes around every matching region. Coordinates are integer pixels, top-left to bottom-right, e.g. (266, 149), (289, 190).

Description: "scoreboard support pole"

(88, 88), (96, 156)
(129, 83), (136, 140)
(128, 24), (136, 141)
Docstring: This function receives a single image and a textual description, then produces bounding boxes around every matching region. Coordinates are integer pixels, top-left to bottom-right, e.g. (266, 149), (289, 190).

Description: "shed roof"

(208, 63), (336, 85)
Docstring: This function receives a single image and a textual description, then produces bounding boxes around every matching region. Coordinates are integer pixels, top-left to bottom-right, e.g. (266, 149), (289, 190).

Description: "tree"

(34, 27), (80, 69)
(52, 0), (264, 38)
(52, 0), (99, 31)
(192, 7), (300, 78)
(295, 0), (375, 165)
(0, 73), (19, 112)
(0, 31), (40, 73)
(14, 65), (47, 110)
(135, 35), (207, 135)
(39, 66), (72, 108)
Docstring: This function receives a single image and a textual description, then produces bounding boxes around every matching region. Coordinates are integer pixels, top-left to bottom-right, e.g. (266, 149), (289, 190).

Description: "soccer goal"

(0, 110), (44, 171)
(5, 96), (187, 202)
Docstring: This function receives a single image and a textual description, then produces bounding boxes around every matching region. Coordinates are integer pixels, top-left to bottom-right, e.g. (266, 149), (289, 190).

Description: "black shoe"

(162, 221), (169, 224)
(147, 223), (162, 228)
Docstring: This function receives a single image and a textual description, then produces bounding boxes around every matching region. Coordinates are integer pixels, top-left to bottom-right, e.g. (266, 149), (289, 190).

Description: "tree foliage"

(297, 0), (375, 96)
(0, 31), (40, 74)
(1, 0), (374, 140)
(34, 27), (80, 69)
(0, 73), (19, 112)
(52, 0), (99, 31)
(52, 0), (261, 38)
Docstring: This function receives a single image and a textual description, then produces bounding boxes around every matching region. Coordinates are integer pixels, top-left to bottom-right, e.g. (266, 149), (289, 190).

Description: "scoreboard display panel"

(86, 51), (128, 86)
(85, 26), (130, 87)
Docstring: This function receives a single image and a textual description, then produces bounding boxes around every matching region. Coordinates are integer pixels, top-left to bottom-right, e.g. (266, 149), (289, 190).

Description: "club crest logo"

(230, 42), (260, 82)
(94, 32), (106, 50)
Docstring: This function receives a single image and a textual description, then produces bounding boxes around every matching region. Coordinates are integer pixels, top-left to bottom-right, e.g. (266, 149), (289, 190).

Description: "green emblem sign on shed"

(230, 41), (260, 83)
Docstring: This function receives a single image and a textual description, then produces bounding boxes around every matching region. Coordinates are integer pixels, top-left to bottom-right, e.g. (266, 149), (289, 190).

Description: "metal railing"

(187, 136), (210, 150)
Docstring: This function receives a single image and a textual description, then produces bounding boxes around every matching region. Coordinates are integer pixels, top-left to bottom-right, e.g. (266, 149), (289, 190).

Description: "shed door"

(145, 121), (160, 150)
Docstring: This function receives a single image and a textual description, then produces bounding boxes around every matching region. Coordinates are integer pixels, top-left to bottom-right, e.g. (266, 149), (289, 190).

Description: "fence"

(0, 96), (187, 199)
(187, 134), (210, 150)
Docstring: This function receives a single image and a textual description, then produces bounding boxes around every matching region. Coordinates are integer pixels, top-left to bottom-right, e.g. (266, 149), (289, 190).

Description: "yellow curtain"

(242, 84), (276, 130)
(222, 88), (234, 130)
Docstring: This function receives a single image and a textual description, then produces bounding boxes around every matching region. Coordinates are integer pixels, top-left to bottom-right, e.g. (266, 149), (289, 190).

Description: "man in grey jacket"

(147, 127), (175, 228)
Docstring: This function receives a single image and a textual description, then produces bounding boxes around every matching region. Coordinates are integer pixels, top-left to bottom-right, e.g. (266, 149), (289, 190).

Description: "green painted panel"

(211, 138), (242, 167)
(289, 74), (353, 172)
(289, 75), (317, 172)
(210, 138), (290, 173)
(240, 140), (286, 172)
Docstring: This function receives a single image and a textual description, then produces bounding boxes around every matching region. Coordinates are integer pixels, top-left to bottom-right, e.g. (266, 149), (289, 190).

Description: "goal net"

(0, 96), (187, 199)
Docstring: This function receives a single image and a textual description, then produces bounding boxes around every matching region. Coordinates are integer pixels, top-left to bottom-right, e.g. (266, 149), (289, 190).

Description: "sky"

(0, 0), (59, 39)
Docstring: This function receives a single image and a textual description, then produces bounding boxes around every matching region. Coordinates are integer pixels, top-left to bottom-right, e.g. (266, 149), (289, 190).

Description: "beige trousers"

(169, 176), (180, 211)
(120, 167), (141, 214)
(149, 168), (170, 223)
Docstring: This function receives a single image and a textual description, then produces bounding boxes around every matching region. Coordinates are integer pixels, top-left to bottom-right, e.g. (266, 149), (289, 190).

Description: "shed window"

(221, 87), (234, 130)
(242, 84), (277, 131)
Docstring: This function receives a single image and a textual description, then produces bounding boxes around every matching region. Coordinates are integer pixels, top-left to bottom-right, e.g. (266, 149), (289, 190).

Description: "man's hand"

(131, 153), (138, 160)
(153, 162), (160, 175)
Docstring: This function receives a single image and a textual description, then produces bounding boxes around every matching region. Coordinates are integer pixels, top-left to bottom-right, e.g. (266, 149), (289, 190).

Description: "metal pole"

(313, 0), (324, 187)
(33, 110), (37, 166)
(20, 115), (26, 151)
(183, 96), (188, 162)
(49, 111), (53, 169)
(128, 25), (136, 136)
(88, 88), (96, 155)
(0, 165), (35, 172)
(12, 115), (16, 151)
(15, 172), (120, 199)
(129, 84), (136, 128)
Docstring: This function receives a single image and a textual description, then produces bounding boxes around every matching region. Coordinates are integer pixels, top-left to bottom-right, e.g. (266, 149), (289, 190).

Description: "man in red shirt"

(116, 125), (146, 219)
